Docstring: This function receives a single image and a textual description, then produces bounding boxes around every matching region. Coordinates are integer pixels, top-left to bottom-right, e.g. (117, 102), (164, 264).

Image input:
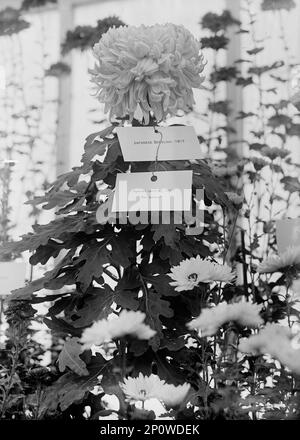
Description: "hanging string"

(151, 126), (163, 182)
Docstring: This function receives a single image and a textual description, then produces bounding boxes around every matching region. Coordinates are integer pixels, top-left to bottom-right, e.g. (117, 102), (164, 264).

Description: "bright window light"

(0, 65), (5, 91)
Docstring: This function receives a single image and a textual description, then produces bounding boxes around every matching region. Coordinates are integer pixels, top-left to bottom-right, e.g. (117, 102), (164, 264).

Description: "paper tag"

(115, 126), (202, 161)
(112, 170), (192, 212)
(0, 262), (26, 296)
(276, 218), (300, 253)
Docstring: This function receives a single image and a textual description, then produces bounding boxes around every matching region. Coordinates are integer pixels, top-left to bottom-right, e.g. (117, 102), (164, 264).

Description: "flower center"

(188, 273), (198, 282)
(140, 389), (147, 398)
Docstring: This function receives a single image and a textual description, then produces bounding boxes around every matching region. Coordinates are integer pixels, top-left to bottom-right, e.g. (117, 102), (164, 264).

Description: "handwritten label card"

(112, 170), (192, 213)
(0, 262), (26, 296)
(115, 126), (202, 161)
(276, 218), (300, 253)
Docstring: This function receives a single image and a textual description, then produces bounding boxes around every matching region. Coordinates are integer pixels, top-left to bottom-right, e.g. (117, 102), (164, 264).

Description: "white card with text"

(115, 126), (202, 161)
(276, 218), (300, 253)
(0, 262), (26, 296)
(112, 170), (192, 212)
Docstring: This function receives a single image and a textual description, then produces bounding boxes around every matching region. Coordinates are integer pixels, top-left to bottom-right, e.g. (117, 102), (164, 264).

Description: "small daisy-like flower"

(120, 373), (191, 408)
(257, 245), (300, 273)
(156, 383), (190, 409)
(80, 310), (156, 350)
(187, 301), (263, 337)
(119, 373), (166, 402)
(168, 256), (212, 292)
(168, 256), (235, 292)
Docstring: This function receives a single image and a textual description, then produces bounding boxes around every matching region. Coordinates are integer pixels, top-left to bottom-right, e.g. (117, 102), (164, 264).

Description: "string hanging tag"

(151, 126), (163, 182)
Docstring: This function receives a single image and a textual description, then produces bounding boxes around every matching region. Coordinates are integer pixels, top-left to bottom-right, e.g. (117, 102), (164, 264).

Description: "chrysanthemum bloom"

(120, 373), (190, 408)
(168, 256), (235, 292)
(108, 310), (156, 340)
(187, 301), (263, 337)
(257, 245), (300, 273)
(91, 23), (205, 123)
(80, 319), (112, 350)
(156, 383), (190, 409)
(238, 323), (290, 356)
(239, 323), (300, 375)
(119, 373), (166, 402)
(80, 310), (156, 350)
(208, 262), (236, 283)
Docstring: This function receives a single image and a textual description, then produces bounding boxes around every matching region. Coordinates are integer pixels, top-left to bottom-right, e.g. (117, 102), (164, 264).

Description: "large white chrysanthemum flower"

(257, 245), (300, 273)
(187, 301), (263, 337)
(119, 373), (166, 402)
(156, 383), (190, 409)
(91, 23), (205, 123)
(168, 256), (235, 292)
(239, 323), (300, 375)
(80, 310), (156, 350)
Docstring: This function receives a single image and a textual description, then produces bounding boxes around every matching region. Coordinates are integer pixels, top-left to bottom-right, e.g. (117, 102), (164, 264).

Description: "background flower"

(80, 310), (156, 350)
(108, 310), (156, 340)
(187, 301), (263, 336)
(156, 383), (190, 409)
(239, 324), (300, 375)
(91, 23), (205, 123)
(257, 245), (300, 273)
(80, 319), (111, 350)
(239, 323), (288, 354)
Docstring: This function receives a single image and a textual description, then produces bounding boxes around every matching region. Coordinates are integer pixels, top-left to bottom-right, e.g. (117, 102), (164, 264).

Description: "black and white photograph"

(1, 0), (300, 434)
